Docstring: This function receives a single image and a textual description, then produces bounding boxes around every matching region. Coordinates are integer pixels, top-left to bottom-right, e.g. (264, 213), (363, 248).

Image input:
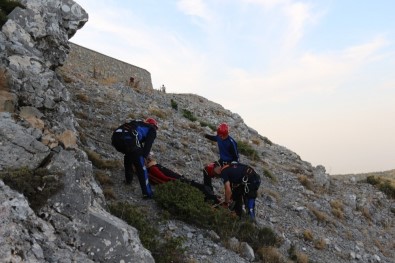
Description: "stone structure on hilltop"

(63, 43), (153, 89)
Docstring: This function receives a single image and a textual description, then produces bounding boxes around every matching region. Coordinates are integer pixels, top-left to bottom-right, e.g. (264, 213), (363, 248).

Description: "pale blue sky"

(71, 0), (395, 174)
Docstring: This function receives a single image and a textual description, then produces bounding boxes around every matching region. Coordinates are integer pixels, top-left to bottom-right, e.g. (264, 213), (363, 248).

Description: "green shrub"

(366, 175), (395, 199)
(0, 167), (63, 211)
(108, 201), (185, 263)
(155, 180), (278, 250)
(199, 120), (216, 131)
(182, 109), (197, 122)
(170, 99), (178, 110)
(263, 169), (275, 180)
(237, 140), (260, 161)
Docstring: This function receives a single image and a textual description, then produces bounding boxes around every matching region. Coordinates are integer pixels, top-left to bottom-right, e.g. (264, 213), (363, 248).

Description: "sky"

(70, 0), (395, 175)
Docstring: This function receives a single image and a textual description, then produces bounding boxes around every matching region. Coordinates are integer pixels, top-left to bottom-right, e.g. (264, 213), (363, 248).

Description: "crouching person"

(218, 162), (261, 220)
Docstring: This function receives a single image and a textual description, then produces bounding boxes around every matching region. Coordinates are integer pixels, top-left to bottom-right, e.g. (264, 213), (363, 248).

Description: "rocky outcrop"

(0, 0), (154, 262)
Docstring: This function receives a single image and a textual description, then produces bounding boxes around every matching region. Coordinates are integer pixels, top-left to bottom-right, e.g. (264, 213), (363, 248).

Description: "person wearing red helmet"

(111, 117), (158, 198)
(203, 122), (239, 190)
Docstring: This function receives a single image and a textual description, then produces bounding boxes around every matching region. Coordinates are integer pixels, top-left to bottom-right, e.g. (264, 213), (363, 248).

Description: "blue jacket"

(205, 134), (239, 163)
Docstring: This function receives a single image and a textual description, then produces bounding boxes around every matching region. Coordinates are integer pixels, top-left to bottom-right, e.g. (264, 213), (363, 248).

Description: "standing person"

(203, 123), (239, 190)
(111, 118), (158, 198)
(216, 162), (261, 220)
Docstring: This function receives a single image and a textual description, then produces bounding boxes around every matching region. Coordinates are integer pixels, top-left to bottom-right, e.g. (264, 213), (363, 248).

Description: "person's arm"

(229, 137), (239, 162)
(204, 134), (217, 142)
(224, 181), (232, 204)
(142, 128), (157, 158)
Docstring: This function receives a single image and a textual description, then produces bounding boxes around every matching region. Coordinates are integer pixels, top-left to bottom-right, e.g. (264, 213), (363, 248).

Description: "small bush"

(199, 120), (216, 131)
(258, 246), (288, 263)
(0, 68), (8, 91)
(314, 238), (326, 250)
(303, 229), (314, 241)
(298, 175), (313, 190)
(308, 206), (328, 223)
(108, 202), (185, 263)
(103, 188), (116, 200)
(366, 175), (395, 199)
(263, 169), (275, 180)
(182, 109), (197, 122)
(170, 99), (178, 110)
(94, 170), (114, 186)
(85, 149), (122, 170)
(155, 180), (279, 250)
(0, 167), (63, 211)
(149, 108), (167, 119)
(237, 140), (260, 161)
(75, 93), (89, 102)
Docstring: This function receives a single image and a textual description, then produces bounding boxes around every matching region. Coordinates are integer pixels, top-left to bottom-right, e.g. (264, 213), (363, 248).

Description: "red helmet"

(204, 162), (220, 178)
(145, 118), (158, 129)
(217, 123), (229, 137)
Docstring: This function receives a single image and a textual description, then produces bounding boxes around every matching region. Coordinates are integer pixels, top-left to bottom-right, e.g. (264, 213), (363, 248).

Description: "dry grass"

(295, 252), (309, 263)
(303, 229), (314, 241)
(258, 246), (289, 263)
(330, 199), (344, 219)
(314, 238), (326, 250)
(261, 188), (280, 200)
(149, 108), (167, 119)
(75, 93), (89, 102)
(103, 188), (116, 200)
(298, 175), (313, 190)
(85, 149), (122, 170)
(94, 170), (114, 186)
(100, 76), (118, 86)
(308, 206), (328, 223)
(251, 138), (261, 145)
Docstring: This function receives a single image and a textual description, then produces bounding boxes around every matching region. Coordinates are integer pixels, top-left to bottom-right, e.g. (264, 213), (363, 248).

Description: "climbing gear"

(111, 121), (141, 154)
(217, 123), (229, 137)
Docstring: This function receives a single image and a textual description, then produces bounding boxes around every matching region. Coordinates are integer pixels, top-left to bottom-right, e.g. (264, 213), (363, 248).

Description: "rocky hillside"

(1, 1), (394, 263)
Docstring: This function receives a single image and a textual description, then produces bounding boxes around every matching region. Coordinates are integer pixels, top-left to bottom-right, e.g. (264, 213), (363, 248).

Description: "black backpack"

(111, 120), (142, 154)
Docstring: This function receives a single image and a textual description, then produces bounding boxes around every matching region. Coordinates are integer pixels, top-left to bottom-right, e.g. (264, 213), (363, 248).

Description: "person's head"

(217, 123), (229, 140)
(204, 162), (222, 178)
(145, 117), (158, 130)
(145, 157), (157, 168)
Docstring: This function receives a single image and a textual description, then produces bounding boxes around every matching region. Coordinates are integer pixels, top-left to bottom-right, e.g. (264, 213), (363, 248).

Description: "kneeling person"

(218, 162), (261, 219)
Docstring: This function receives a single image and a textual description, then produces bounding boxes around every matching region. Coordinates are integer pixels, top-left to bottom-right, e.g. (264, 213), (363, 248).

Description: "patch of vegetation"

(263, 168), (275, 181)
(170, 99), (178, 110)
(0, 68), (9, 91)
(297, 175), (313, 190)
(149, 108), (167, 119)
(0, 0), (25, 27)
(182, 109), (197, 122)
(108, 202), (185, 263)
(330, 199), (344, 219)
(258, 246), (288, 263)
(366, 175), (395, 199)
(85, 149), (122, 170)
(288, 244), (309, 263)
(237, 140), (260, 161)
(155, 180), (279, 252)
(0, 167), (63, 211)
(263, 137), (273, 146)
(199, 120), (216, 131)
